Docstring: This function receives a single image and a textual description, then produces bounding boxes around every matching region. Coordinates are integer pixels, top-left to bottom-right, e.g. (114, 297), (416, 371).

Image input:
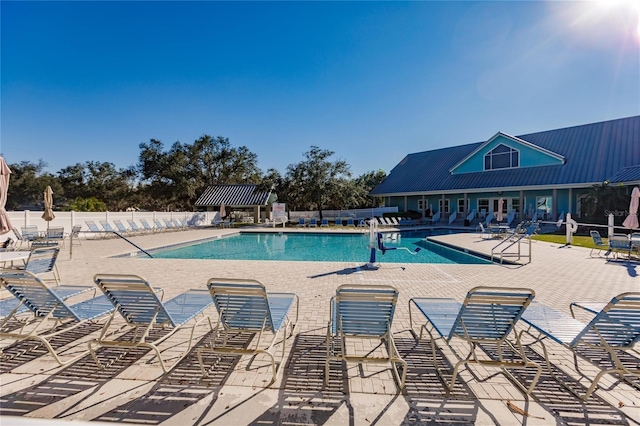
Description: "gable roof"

(370, 116), (640, 196)
(449, 131), (565, 174)
(195, 184), (271, 207)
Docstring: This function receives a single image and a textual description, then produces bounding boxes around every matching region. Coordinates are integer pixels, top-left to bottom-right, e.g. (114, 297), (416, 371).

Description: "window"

(536, 196), (552, 214)
(458, 199), (469, 214)
(438, 199), (450, 214)
(484, 144), (519, 171)
(418, 199), (427, 211)
(511, 198), (520, 213)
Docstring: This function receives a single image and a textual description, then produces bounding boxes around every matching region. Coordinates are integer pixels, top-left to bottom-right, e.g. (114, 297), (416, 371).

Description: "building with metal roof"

(195, 184), (274, 223)
(370, 115), (640, 225)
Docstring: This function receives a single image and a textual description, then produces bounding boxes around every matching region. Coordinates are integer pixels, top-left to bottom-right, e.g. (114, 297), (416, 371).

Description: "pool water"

(151, 231), (490, 264)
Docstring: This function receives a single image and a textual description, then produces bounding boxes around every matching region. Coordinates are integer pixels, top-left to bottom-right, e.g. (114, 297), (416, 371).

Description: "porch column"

(441, 194), (445, 214)
(404, 196), (408, 212)
(421, 195), (426, 220)
(463, 192), (468, 218)
(552, 188), (558, 220)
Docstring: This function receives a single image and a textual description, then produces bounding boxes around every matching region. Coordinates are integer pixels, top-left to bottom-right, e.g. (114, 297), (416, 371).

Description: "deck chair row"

(1, 273), (638, 399)
(83, 218), (194, 238)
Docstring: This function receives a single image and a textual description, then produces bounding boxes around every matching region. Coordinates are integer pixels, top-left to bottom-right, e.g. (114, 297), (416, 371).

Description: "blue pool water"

(151, 231), (490, 264)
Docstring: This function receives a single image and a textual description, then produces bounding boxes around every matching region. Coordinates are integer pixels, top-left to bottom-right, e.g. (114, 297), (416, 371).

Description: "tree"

(6, 160), (63, 210)
(284, 146), (351, 218)
(137, 136), (262, 210)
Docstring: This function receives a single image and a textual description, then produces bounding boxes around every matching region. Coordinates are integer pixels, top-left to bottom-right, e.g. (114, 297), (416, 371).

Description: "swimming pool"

(150, 231), (490, 264)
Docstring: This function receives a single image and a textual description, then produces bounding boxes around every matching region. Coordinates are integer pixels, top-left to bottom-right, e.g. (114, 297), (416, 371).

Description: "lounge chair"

(521, 292), (640, 399)
(308, 218), (318, 227)
(321, 218), (329, 227)
(589, 230), (610, 257)
(139, 218), (155, 233)
(335, 217), (343, 226)
(21, 226), (41, 245)
(0, 271), (114, 365)
(85, 221), (107, 239)
(326, 284), (407, 388)
(99, 220), (118, 235)
(346, 218), (355, 227)
(409, 286), (541, 394)
(41, 226), (65, 247)
(163, 218), (177, 230)
(297, 218), (306, 228)
(90, 274), (213, 373)
(608, 234), (632, 260)
(197, 278), (299, 384)
(112, 219), (132, 235)
(22, 246), (62, 285)
(154, 219), (168, 231)
(127, 220), (146, 234)
(11, 228), (28, 250)
(70, 225), (82, 245)
(476, 222), (492, 239)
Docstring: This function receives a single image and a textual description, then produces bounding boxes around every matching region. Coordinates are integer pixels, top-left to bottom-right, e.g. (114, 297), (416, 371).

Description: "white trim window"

(457, 199), (469, 214)
(418, 199), (427, 211)
(484, 144), (519, 171)
(439, 199), (450, 214)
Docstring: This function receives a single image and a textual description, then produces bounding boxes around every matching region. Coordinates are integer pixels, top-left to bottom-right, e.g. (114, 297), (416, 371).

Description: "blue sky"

(1, 1), (639, 177)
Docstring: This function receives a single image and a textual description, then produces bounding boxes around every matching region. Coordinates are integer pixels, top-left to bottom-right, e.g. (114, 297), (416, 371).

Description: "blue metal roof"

(195, 184), (271, 207)
(370, 116), (640, 195)
(609, 165), (640, 184)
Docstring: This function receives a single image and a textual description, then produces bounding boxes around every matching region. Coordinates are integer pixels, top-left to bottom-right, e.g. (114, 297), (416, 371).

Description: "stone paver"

(1, 226), (638, 425)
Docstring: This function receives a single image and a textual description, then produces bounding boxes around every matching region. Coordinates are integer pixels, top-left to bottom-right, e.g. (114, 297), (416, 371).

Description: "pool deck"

(1, 226), (638, 425)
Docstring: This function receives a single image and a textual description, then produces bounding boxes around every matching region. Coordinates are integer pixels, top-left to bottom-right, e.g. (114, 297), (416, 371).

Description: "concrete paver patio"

(1, 226), (638, 425)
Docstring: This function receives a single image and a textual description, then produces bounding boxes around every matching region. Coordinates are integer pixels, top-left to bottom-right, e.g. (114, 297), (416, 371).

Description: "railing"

(448, 211), (457, 225)
(491, 222), (538, 264)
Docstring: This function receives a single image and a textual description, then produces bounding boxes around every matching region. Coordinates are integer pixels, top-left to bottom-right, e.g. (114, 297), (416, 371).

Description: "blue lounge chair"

(153, 219), (168, 231)
(0, 271), (114, 365)
(22, 246), (61, 285)
(608, 234), (632, 260)
(326, 285), (407, 388)
(321, 218), (329, 227)
(20, 226), (42, 248)
(127, 220), (146, 234)
(521, 292), (640, 400)
(197, 278), (298, 384)
(112, 219), (132, 235)
(297, 218), (306, 227)
(85, 221), (106, 239)
(139, 218), (155, 233)
(346, 218), (355, 227)
(335, 217), (343, 226)
(409, 286), (541, 394)
(99, 220), (117, 235)
(308, 218), (318, 227)
(90, 274), (213, 373)
(589, 230), (610, 257)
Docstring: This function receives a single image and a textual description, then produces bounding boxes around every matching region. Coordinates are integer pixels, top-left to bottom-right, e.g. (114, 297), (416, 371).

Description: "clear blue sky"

(1, 1), (639, 177)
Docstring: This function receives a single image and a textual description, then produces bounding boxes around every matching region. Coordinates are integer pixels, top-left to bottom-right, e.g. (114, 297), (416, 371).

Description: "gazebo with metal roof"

(195, 184), (274, 223)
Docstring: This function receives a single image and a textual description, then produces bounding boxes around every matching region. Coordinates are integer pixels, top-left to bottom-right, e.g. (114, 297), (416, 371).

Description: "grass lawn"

(532, 234), (600, 249)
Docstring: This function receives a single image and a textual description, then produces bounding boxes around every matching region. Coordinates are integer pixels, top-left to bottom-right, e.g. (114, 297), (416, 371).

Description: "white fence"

(6, 210), (218, 234)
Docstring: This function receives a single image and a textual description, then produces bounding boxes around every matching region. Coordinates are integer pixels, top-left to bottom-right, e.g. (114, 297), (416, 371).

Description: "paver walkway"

(1, 226), (638, 425)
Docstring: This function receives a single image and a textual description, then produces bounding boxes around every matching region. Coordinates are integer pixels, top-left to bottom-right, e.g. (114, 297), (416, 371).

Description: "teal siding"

(452, 135), (563, 174)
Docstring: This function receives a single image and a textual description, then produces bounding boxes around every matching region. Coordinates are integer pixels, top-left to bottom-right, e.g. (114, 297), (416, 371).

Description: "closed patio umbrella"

(622, 186), (640, 229)
(42, 185), (55, 227)
(0, 157), (12, 235)
(497, 198), (504, 222)
(219, 203), (226, 220)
